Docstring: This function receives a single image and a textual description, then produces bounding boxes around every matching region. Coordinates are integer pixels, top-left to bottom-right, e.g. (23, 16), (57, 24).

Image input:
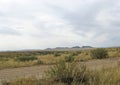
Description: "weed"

(15, 56), (37, 62)
(90, 48), (108, 59)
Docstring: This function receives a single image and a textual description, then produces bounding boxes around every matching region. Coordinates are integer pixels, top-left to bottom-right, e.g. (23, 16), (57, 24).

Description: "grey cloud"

(0, 12), (4, 16)
(47, 0), (120, 47)
(0, 27), (21, 35)
(0, 0), (120, 50)
(50, 0), (119, 28)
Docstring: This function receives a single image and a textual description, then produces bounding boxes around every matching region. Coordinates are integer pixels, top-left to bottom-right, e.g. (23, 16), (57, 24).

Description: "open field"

(0, 57), (120, 80)
(0, 47), (120, 85)
(0, 47), (120, 69)
(0, 57), (120, 85)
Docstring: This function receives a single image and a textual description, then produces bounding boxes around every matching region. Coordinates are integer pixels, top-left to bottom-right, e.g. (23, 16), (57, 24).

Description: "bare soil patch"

(0, 57), (120, 83)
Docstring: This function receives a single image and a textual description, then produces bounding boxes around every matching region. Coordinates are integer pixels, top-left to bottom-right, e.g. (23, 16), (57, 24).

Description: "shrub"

(54, 52), (61, 57)
(36, 60), (44, 65)
(2, 66), (120, 85)
(90, 48), (108, 59)
(46, 60), (89, 85)
(65, 55), (75, 62)
(15, 56), (37, 62)
(70, 52), (79, 56)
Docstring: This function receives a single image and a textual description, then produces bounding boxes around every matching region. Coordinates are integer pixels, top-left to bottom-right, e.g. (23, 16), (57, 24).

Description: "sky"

(0, 0), (120, 50)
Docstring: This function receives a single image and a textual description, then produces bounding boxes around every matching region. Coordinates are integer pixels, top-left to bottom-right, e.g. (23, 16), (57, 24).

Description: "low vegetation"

(15, 56), (38, 62)
(90, 48), (108, 59)
(0, 47), (120, 69)
(2, 60), (120, 85)
(46, 60), (88, 85)
(65, 55), (75, 62)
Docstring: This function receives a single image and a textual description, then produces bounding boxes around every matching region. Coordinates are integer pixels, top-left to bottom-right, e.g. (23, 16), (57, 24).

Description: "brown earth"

(0, 57), (120, 84)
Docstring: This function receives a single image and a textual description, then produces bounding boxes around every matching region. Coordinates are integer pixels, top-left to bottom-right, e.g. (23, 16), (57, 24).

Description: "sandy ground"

(0, 57), (120, 84)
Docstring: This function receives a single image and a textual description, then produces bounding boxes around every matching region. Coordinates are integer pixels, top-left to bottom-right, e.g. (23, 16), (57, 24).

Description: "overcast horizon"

(0, 0), (120, 51)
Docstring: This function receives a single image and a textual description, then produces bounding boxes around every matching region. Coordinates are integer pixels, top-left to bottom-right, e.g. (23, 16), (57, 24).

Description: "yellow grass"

(0, 47), (120, 69)
(2, 66), (120, 85)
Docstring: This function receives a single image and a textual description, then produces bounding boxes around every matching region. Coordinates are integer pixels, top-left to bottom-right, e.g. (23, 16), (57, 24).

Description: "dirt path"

(0, 57), (120, 84)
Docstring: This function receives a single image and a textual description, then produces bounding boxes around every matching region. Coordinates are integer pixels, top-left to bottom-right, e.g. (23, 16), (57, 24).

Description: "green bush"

(65, 55), (75, 62)
(90, 48), (108, 59)
(15, 56), (37, 62)
(46, 60), (89, 85)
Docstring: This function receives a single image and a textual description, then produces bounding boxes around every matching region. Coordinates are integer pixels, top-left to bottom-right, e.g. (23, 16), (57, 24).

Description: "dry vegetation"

(2, 62), (120, 85)
(0, 47), (120, 85)
(0, 47), (120, 69)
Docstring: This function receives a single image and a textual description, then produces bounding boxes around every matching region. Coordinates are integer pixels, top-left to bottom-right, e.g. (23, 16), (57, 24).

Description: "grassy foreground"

(2, 60), (120, 85)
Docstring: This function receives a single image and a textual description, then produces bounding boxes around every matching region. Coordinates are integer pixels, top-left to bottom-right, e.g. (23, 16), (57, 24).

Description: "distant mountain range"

(45, 46), (93, 51)
(0, 46), (93, 52)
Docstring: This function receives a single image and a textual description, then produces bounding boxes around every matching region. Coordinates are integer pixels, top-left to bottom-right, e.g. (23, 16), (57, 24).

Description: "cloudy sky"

(0, 0), (120, 50)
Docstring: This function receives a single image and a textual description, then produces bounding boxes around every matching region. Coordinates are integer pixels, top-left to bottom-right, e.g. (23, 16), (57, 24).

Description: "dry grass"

(0, 47), (120, 69)
(89, 67), (120, 85)
(2, 65), (120, 85)
(0, 60), (37, 69)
